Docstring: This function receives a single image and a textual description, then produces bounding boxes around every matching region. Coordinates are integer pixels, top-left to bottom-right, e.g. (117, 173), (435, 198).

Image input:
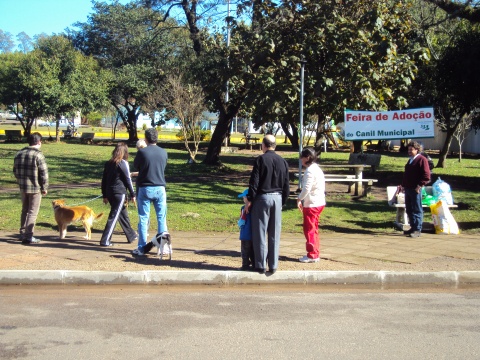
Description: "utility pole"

(224, 0), (232, 147)
(298, 57), (307, 191)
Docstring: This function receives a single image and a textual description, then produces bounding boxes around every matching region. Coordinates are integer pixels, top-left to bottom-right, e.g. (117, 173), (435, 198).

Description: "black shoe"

(128, 234), (138, 244)
(269, 269), (277, 275)
(143, 242), (154, 253)
(240, 265), (250, 271)
(403, 229), (414, 235)
(100, 243), (113, 247)
(256, 268), (266, 274)
(22, 237), (40, 244)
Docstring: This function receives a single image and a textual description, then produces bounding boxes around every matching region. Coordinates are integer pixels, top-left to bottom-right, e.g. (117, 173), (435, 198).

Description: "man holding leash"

(13, 132), (49, 244)
(245, 134), (290, 274)
(132, 128), (168, 256)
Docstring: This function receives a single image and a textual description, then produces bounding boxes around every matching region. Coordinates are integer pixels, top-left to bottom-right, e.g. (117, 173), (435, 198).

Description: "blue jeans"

(137, 186), (167, 250)
(405, 187), (423, 232)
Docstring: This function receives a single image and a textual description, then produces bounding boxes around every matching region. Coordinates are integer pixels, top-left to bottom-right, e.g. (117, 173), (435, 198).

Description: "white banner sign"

(343, 108), (435, 141)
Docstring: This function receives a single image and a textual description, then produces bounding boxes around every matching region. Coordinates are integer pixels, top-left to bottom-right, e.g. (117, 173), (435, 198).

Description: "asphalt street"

(1, 285), (479, 359)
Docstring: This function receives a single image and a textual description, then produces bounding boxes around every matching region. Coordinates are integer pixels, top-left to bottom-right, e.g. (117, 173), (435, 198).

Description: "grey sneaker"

(299, 255), (319, 263)
(22, 237), (40, 244)
(132, 248), (145, 256)
(409, 231), (422, 238)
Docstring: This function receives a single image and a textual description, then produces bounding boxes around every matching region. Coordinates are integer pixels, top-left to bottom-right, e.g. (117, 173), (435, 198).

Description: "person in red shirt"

(400, 141), (431, 238)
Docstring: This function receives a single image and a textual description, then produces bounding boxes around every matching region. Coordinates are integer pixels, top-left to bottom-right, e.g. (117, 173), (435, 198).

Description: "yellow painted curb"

(1, 129), (246, 142)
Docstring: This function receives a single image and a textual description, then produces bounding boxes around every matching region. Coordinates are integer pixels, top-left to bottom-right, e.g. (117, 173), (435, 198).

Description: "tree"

(233, 1), (429, 152)
(143, 0), (429, 161)
(35, 36), (112, 141)
(70, 1), (192, 143)
(431, 30), (480, 167)
(17, 32), (33, 53)
(152, 74), (207, 162)
(0, 29), (15, 53)
(451, 112), (474, 162)
(0, 51), (47, 134)
(85, 111), (103, 127)
(0, 36), (111, 138)
(141, 0), (274, 165)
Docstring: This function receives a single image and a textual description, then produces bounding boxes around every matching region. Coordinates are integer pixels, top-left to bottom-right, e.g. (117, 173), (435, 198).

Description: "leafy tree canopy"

(0, 29), (15, 53)
(0, 35), (111, 138)
(70, 1), (193, 141)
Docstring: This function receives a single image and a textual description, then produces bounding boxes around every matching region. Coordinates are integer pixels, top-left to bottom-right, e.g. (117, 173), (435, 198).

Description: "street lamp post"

(298, 57), (307, 191)
(224, 0), (232, 147)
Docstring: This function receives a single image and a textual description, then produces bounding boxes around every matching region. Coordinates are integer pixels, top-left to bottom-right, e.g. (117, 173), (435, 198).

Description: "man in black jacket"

(245, 135), (290, 274)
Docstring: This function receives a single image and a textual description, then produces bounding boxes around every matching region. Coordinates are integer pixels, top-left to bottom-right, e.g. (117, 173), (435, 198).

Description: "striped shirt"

(13, 146), (49, 193)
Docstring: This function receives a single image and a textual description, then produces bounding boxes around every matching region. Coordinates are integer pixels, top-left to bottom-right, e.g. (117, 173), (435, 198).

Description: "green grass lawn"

(0, 138), (479, 236)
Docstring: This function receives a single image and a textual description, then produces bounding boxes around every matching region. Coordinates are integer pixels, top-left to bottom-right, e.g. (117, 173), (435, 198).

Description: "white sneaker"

(299, 255), (319, 263)
(132, 248), (145, 256)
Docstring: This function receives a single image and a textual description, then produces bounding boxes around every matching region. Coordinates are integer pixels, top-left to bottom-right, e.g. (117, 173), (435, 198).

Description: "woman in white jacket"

(296, 147), (326, 263)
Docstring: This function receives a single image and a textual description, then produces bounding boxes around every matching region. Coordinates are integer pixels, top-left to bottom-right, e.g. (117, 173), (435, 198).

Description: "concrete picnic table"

(319, 164), (373, 196)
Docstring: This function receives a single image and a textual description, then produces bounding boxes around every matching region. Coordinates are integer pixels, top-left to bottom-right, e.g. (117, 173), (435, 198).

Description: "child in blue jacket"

(238, 189), (254, 270)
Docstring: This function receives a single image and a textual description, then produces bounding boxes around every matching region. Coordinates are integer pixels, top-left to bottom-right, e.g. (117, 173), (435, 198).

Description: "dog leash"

(67, 195), (103, 207)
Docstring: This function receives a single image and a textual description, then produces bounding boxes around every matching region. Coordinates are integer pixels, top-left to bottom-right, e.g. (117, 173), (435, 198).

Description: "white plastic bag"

(432, 177), (454, 205)
(430, 200), (459, 235)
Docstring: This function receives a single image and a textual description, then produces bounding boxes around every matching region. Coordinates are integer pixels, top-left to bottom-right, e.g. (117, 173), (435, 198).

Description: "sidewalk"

(1, 230), (480, 286)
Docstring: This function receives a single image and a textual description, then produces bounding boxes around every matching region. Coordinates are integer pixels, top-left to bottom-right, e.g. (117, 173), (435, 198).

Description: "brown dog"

(52, 199), (103, 240)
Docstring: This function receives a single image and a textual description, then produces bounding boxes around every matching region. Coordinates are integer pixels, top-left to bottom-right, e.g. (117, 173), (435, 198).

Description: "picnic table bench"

(387, 186), (458, 230)
(296, 170), (377, 196)
(319, 164), (376, 196)
(325, 177), (378, 196)
(80, 132), (95, 144)
(4, 130), (23, 142)
(348, 153), (381, 174)
(241, 135), (261, 150)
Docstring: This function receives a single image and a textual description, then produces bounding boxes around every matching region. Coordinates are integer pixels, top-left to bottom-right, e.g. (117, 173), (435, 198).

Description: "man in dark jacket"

(400, 141), (431, 238)
(132, 128), (168, 255)
(245, 134), (290, 274)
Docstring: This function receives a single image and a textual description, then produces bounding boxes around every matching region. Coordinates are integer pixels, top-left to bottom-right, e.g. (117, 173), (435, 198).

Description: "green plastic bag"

(422, 187), (437, 206)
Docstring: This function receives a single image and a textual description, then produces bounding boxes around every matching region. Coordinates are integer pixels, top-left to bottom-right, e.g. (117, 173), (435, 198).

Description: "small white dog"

(151, 232), (172, 260)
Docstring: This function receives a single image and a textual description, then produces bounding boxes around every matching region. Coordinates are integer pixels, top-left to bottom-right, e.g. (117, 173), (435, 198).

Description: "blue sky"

(0, 0), (99, 39)
(0, 0), (232, 50)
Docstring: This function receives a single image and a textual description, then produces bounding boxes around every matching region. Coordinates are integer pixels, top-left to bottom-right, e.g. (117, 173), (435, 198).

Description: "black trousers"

(100, 193), (137, 245)
(241, 241), (255, 268)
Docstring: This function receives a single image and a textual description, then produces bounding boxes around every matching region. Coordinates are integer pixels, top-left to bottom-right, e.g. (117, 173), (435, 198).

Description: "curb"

(1, 270), (480, 287)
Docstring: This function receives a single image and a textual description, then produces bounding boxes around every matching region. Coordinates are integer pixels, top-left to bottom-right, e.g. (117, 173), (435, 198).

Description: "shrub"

(85, 112), (103, 127)
(176, 128), (211, 141)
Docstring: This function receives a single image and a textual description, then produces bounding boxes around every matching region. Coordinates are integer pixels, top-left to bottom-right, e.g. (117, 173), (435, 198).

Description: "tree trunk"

(352, 140), (363, 153)
(55, 117), (61, 142)
(22, 119), (33, 138)
(203, 111), (233, 165)
(126, 110), (138, 143)
(437, 128), (455, 168)
(280, 122), (298, 149)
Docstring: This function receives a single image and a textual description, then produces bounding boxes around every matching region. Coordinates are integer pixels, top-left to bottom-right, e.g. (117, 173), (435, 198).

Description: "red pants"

(303, 206), (325, 259)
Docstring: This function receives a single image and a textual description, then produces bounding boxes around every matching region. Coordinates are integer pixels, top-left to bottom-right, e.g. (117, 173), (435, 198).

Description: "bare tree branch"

(423, 0), (480, 22)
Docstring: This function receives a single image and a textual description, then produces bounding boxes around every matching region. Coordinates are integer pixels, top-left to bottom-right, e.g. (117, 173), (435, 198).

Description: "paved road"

(1, 286), (479, 359)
